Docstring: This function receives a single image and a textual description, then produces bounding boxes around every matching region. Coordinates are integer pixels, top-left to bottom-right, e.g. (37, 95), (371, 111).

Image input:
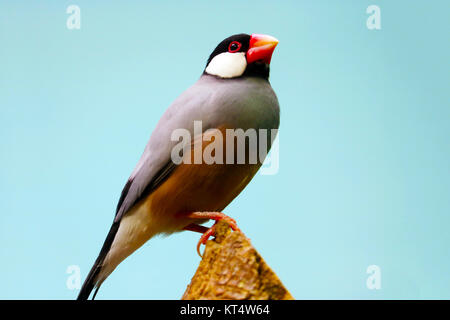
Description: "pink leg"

(183, 223), (209, 234)
(183, 212), (241, 257)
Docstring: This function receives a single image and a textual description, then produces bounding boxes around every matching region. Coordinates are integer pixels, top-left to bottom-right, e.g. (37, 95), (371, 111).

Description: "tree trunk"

(182, 221), (293, 300)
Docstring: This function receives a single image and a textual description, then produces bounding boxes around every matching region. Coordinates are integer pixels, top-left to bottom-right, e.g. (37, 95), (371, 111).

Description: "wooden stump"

(182, 221), (293, 300)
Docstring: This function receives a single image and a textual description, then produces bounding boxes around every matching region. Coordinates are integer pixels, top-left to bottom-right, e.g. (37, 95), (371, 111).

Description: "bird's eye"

(228, 41), (242, 53)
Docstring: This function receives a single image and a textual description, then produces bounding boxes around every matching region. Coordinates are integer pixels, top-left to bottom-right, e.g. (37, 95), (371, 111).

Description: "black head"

(204, 33), (278, 80)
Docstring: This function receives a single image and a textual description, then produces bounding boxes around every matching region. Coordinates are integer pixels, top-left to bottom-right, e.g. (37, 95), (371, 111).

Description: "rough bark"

(182, 221), (294, 300)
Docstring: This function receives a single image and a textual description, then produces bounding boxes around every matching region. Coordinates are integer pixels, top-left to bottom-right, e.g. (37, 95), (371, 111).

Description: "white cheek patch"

(205, 52), (247, 78)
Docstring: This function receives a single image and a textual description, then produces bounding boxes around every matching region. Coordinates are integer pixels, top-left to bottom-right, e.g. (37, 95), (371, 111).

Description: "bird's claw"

(195, 214), (240, 258)
(196, 224), (217, 257)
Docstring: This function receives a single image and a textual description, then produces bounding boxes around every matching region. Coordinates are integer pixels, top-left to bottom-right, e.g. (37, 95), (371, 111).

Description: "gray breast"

(196, 74), (280, 132)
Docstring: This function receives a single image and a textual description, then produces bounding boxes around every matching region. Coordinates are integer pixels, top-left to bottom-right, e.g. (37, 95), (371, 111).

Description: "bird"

(77, 33), (280, 300)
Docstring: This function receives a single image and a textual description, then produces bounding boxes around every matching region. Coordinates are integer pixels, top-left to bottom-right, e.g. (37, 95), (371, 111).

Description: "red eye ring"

(228, 41), (242, 53)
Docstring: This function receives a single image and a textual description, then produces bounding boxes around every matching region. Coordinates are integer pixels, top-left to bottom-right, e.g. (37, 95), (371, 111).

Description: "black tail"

(77, 221), (121, 300)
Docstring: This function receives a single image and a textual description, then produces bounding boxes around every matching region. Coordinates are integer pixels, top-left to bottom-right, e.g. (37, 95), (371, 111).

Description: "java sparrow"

(77, 33), (280, 300)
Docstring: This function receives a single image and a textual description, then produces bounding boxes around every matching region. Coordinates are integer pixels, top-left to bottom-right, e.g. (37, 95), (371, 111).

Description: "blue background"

(0, 1), (449, 299)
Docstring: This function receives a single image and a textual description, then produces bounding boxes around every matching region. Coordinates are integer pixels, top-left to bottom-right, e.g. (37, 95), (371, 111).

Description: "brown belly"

(146, 126), (261, 233)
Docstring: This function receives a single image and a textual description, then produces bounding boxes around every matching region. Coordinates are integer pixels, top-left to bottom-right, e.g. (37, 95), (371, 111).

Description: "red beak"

(246, 34), (279, 64)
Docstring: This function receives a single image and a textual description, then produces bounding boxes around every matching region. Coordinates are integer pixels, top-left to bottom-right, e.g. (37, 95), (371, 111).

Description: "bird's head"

(204, 33), (279, 80)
